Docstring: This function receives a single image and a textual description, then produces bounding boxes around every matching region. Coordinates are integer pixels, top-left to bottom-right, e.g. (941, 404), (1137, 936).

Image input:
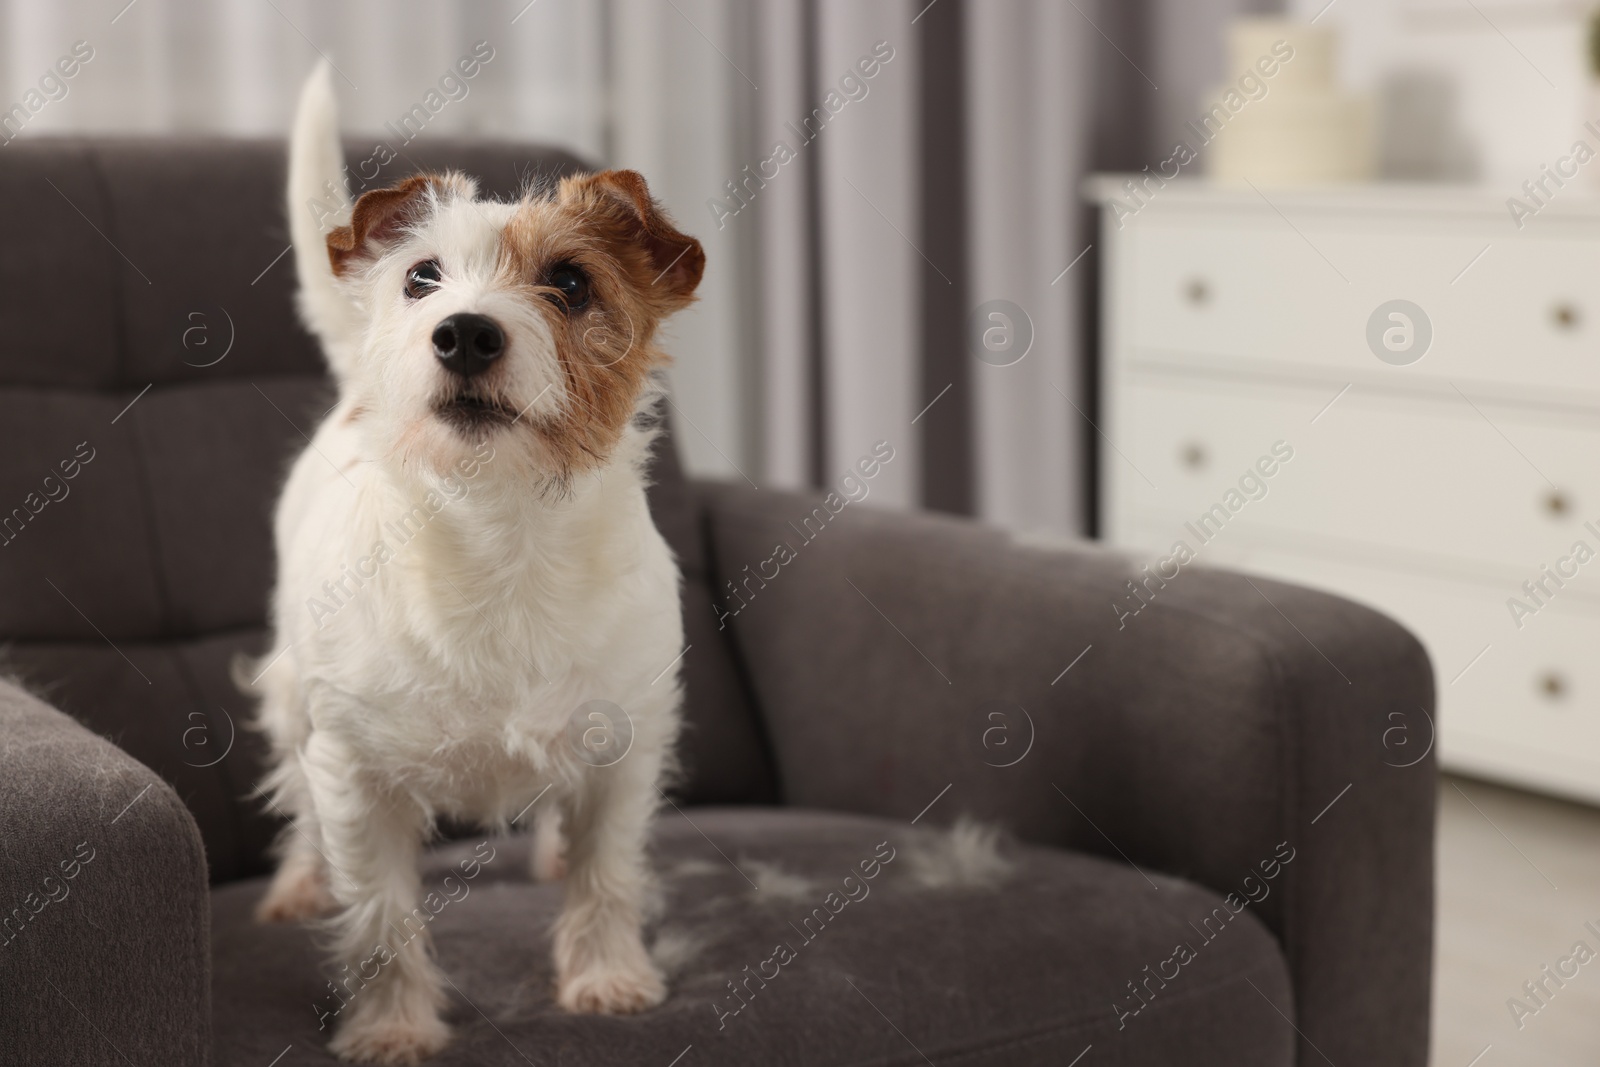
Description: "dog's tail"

(288, 60), (361, 377)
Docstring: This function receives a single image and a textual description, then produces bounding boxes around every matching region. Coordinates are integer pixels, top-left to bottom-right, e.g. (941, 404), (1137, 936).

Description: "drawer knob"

(1180, 442), (1207, 470)
(1545, 490), (1572, 517)
(1539, 671), (1568, 701)
(1553, 303), (1581, 331)
(1184, 278), (1210, 306)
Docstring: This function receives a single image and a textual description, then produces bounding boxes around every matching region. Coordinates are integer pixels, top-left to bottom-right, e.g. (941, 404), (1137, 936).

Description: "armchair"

(0, 137), (1433, 1066)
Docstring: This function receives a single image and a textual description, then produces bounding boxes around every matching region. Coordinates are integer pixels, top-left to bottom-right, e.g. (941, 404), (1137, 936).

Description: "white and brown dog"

(245, 63), (701, 1064)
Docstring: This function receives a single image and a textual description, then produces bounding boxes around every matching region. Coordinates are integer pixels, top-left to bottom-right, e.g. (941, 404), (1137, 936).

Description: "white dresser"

(1088, 176), (1600, 804)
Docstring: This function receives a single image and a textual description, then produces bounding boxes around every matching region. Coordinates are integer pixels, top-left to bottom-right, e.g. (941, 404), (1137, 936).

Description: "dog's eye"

(405, 260), (443, 300)
(545, 262), (590, 312)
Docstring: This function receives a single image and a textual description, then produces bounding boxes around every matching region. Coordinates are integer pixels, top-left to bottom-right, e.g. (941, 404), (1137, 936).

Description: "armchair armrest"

(0, 675), (210, 1065)
(694, 480), (1434, 1067)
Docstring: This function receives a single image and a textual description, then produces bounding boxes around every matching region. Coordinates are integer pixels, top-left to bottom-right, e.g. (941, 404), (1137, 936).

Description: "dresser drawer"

(1120, 215), (1600, 398)
(1115, 517), (1600, 802)
(1108, 374), (1600, 574)
(1227, 544), (1600, 803)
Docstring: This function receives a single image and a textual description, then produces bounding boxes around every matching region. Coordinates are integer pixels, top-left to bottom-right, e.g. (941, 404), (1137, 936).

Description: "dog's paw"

(329, 1013), (451, 1066)
(557, 961), (667, 1014)
(255, 865), (335, 923)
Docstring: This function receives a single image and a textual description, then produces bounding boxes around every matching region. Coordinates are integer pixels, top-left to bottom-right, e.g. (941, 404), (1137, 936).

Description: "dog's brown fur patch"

(327, 172), (474, 277)
(498, 169), (704, 477)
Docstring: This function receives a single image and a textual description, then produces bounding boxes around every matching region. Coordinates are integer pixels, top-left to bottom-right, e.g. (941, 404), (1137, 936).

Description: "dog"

(244, 62), (702, 1064)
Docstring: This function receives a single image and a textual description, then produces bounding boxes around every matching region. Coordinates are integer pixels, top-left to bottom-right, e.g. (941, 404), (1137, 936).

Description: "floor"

(1434, 774), (1600, 1065)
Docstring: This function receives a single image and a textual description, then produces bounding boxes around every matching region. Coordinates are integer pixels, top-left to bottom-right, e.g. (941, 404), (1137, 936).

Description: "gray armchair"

(0, 137), (1434, 1066)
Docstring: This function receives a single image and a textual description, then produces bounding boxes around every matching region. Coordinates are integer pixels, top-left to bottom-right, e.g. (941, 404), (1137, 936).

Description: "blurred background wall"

(0, 0), (1281, 535)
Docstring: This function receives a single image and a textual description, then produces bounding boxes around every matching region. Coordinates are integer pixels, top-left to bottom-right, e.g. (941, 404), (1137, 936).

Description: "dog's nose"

(432, 313), (505, 378)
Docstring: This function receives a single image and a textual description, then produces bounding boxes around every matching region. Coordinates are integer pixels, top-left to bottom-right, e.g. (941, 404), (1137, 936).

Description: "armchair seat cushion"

(211, 808), (1294, 1065)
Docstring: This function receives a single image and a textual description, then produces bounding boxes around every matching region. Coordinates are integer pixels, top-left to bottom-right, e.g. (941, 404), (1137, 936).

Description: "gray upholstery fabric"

(212, 810), (1295, 1065)
(697, 481), (1435, 1067)
(0, 676), (211, 1066)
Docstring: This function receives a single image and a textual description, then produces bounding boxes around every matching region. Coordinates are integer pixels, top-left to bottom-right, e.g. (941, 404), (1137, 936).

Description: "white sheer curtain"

(2, 0), (606, 152)
(812, 0), (921, 508)
(609, 0), (757, 482)
(968, 1), (1088, 534)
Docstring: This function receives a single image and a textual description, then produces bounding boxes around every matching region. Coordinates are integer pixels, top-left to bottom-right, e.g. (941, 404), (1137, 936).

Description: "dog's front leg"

(302, 730), (450, 1065)
(553, 759), (666, 1013)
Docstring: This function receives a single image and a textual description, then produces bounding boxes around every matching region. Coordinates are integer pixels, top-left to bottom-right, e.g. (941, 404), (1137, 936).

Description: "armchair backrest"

(0, 137), (774, 882)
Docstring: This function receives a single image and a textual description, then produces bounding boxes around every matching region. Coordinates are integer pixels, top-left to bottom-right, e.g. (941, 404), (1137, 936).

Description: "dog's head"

(325, 168), (703, 483)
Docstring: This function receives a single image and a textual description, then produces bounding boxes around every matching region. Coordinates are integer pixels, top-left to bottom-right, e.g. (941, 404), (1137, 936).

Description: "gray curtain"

(745, 0), (1283, 536)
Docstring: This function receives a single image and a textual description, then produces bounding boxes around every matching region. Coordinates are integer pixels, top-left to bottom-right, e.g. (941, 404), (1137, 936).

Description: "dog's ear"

(573, 169), (705, 312)
(326, 172), (474, 277)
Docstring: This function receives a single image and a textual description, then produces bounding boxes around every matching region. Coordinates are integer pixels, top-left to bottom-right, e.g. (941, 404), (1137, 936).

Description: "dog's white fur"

(248, 64), (687, 1064)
